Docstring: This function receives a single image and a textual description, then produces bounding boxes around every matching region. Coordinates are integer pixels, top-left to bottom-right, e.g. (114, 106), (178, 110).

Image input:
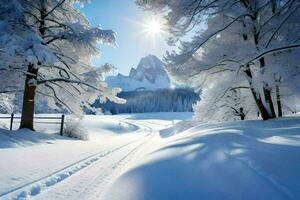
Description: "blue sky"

(78, 0), (170, 75)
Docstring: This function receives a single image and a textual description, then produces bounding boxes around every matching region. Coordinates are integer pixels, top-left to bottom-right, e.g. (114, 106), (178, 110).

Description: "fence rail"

(0, 114), (65, 135)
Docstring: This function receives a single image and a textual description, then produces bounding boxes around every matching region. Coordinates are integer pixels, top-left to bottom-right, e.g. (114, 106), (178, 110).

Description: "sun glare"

(129, 15), (167, 42)
(145, 19), (164, 35)
(137, 16), (167, 38)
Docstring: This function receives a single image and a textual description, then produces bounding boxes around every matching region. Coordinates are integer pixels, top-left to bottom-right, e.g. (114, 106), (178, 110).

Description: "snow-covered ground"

(1, 113), (300, 200)
(0, 112), (191, 200)
(104, 116), (300, 200)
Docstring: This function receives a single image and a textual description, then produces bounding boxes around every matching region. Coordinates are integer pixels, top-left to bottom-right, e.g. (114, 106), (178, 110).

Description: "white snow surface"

(103, 116), (300, 200)
(1, 113), (300, 200)
(0, 112), (191, 200)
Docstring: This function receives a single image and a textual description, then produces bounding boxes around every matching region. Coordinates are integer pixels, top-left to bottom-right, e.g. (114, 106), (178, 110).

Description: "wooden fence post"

(10, 113), (14, 131)
(60, 114), (65, 136)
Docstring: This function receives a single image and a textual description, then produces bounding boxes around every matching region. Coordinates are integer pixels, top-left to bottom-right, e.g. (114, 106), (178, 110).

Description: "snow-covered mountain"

(106, 55), (170, 91)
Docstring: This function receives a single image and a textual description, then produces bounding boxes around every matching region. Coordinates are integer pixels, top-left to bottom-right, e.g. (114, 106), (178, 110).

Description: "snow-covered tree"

(0, 0), (124, 130)
(137, 0), (300, 121)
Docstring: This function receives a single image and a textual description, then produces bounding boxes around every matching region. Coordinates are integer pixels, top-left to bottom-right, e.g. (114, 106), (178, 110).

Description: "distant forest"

(93, 88), (200, 114)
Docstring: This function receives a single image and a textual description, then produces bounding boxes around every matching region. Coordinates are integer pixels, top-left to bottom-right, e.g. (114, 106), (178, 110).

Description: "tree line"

(91, 88), (200, 114)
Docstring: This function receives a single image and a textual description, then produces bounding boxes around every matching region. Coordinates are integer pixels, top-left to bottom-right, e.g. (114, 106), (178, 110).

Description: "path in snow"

(0, 114), (176, 200)
(34, 122), (157, 200)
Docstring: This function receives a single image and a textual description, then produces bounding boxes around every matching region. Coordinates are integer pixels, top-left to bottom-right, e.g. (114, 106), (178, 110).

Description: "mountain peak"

(106, 55), (170, 91)
(129, 55), (168, 84)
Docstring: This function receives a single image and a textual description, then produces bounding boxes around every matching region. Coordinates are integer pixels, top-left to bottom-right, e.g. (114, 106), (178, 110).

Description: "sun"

(144, 18), (164, 35)
(128, 15), (167, 41)
(137, 16), (167, 38)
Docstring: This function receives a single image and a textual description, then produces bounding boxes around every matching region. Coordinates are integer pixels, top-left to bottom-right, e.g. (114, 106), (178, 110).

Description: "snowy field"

(0, 112), (191, 200)
(1, 113), (300, 200)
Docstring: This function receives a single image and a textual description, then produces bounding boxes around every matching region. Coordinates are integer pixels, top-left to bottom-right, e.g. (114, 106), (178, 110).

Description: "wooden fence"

(0, 114), (65, 135)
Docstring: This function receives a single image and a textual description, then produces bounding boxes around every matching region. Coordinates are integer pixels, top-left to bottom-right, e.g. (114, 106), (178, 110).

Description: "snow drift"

(103, 116), (300, 200)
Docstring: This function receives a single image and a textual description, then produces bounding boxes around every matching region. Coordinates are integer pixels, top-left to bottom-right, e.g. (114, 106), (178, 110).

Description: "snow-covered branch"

(37, 78), (103, 92)
(0, 0), (123, 123)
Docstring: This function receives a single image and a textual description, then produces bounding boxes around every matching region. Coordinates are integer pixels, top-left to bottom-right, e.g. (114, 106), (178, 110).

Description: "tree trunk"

(259, 57), (276, 118)
(20, 64), (38, 130)
(276, 84), (283, 117)
(20, 1), (46, 130)
(263, 83), (276, 118)
(240, 107), (245, 120)
(250, 87), (270, 120)
(244, 65), (270, 120)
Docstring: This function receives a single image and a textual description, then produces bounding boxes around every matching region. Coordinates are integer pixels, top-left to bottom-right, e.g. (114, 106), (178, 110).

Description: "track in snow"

(0, 121), (155, 200)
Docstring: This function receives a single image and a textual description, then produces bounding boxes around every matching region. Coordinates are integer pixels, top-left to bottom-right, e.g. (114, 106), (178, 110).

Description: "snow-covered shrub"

(0, 94), (14, 114)
(63, 118), (89, 141)
(0, 122), (8, 129)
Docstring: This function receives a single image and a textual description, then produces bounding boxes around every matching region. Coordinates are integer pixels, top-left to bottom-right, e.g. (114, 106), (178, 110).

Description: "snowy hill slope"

(106, 55), (170, 91)
(103, 116), (300, 200)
